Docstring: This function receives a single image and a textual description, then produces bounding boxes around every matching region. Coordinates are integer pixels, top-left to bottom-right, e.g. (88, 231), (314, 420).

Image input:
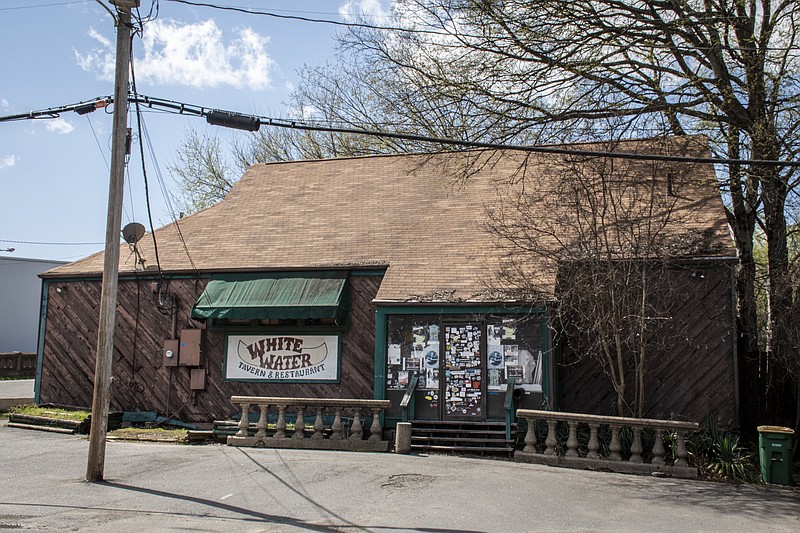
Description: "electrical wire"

(85, 114), (110, 170)
(138, 110), (200, 273)
(0, 239), (104, 246)
(130, 47), (164, 280)
(129, 32), (199, 274)
(164, 0), (800, 53)
(3, 93), (800, 167)
(166, 0), (449, 36)
(0, 1), (87, 11)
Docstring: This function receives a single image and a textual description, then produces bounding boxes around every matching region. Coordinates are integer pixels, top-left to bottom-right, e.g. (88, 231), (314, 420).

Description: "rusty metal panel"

(190, 368), (206, 391)
(179, 329), (203, 366)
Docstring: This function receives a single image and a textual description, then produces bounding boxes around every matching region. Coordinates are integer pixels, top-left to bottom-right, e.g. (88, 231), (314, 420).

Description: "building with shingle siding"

(35, 136), (739, 428)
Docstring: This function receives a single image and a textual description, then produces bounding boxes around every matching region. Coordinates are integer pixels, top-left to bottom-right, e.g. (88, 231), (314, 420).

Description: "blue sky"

(1, 0), (388, 261)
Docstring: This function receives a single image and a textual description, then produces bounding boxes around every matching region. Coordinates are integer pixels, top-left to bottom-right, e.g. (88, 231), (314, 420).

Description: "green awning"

(191, 273), (348, 322)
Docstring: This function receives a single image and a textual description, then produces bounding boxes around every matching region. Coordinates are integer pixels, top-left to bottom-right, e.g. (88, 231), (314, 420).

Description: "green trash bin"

(757, 425), (795, 485)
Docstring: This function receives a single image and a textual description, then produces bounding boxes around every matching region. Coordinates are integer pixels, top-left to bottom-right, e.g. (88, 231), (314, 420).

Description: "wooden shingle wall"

(557, 262), (738, 427)
(39, 275), (381, 424)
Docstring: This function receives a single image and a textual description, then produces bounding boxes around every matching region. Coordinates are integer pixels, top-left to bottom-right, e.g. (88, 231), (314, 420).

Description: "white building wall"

(0, 257), (65, 353)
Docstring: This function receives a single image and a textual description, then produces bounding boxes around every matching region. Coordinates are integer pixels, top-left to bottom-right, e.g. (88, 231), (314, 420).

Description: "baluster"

(255, 404), (269, 440)
(651, 428), (665, 465)
(523, 418), (538, 453)
(350, 408), (363, 441)
(609, 424), (622, 461)
(236, 403), (250, 437)
(369, 408), (382, 442)
(587, 423), (600, 459)
(312, 407), (325, 439)
(330, 407), (344, 440)
(293, 406), (306, 439)
(674, 430), (688, 467)
(629, 426), (643, 463)
(544, 419), (558, 456)
(566, 421), (579, 457)
(275, 406), (287, 438)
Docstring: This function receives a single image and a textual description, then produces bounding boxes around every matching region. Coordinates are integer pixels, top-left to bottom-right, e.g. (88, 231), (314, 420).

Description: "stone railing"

(0, 352), (37, 379)
(515, 409), (699, 478)
(228, 396), (392, 452)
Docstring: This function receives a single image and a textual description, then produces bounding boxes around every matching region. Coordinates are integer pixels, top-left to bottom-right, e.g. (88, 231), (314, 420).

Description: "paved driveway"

(0, 420), (798, 532)
(0, 378), (34, 410)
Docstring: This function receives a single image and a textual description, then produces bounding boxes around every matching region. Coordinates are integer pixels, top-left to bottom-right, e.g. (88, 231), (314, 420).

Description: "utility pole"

(86, 0), (139, 482)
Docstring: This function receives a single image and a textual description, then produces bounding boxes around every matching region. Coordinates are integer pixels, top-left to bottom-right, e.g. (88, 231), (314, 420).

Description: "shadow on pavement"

(602, 474), (800, 521)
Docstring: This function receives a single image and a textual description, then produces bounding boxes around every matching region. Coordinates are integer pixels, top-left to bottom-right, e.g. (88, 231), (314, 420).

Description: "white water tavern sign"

(224, 334), (340, 382)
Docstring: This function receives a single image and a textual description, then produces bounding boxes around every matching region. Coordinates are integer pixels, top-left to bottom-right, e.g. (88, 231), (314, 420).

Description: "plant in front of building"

(8, 404), (90, 421)
(687, 420), (760, 483)
(705, 434), (759, 483)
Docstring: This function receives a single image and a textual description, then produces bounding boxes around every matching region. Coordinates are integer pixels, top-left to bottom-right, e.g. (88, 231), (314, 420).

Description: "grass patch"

(108, 427), (188, 442)
(8, 405), (90, 421)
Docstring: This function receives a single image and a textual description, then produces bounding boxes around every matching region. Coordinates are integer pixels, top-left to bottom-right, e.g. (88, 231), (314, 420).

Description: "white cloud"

(339, 0), (391, 24)
(45, 118), (75, 135)
(1, 99), (8, 111)
(74, 27), (116, 80)
(75, 19), (274, 90)
(0, 155), (19, 169)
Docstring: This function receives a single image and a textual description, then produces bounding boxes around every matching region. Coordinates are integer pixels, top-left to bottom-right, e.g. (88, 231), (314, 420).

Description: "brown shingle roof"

(45, 136), (734, 302)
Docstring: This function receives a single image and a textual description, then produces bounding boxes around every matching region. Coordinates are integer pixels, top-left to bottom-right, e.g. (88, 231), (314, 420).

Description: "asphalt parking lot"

(1, 419), (798, 532)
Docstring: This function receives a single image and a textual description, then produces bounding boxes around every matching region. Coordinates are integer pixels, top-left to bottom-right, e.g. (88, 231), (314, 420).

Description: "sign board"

(225, 334), (340, 382)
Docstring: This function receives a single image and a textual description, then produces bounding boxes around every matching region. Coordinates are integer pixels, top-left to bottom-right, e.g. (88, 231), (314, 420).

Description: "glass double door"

(385, 314), (545, 421)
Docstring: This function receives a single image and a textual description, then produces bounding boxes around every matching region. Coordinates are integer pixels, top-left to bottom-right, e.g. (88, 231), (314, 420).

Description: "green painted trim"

(350, 270), (386, 277)
(375, 304), (546, 316)
(374, 308), (388, 401)
(221, 331), (342, 384)
(34, 279), (49, 404)
(541, 307), (552, 409)
(208, 322), (349, 334)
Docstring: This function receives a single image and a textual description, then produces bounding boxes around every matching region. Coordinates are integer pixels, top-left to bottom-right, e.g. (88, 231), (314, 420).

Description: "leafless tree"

(335, 0), (799, 425)
(487, 139), (727, 416)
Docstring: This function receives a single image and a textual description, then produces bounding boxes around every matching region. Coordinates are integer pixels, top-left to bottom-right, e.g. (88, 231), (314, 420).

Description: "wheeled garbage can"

(757, 426), (795, 485)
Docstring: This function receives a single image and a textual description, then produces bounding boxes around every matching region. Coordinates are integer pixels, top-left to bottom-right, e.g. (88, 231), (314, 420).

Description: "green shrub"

(688, 420), (760, 483)
(706, 435), (759, 483)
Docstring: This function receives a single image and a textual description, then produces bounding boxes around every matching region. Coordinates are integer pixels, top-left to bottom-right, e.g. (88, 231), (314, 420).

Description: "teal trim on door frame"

(373, 304), (551, 411)
(34, 279), (49, 404)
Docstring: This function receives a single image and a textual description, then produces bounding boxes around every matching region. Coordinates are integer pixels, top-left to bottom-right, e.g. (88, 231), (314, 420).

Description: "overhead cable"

(3, 93), (800, 168)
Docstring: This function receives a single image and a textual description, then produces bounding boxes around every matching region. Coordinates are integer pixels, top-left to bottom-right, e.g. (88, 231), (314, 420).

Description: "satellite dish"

(122, 222), (146, 244)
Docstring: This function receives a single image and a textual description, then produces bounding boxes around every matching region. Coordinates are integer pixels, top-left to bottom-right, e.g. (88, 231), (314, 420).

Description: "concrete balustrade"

(228, 396), (392, 452)
(515, 409), (699, 478)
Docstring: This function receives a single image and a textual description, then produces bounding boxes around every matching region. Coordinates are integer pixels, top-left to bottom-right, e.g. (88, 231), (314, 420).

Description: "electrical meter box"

(179, 329), (203, 366)
(162, 339), (179, 367)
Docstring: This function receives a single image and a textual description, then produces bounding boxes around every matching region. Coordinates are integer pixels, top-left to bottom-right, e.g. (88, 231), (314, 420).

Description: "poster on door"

(444, 324), (482, 416)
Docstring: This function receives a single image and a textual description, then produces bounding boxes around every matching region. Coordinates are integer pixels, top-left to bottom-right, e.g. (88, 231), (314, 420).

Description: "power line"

(132, 93), (800, 168)
(2, 93), (800, 167)
(166, 0), (449, 36)
(0, 1), (87, 11)
(165, 0), (800, 53)
(0, 239), (104, 246)
(131, 49), (164, 278)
